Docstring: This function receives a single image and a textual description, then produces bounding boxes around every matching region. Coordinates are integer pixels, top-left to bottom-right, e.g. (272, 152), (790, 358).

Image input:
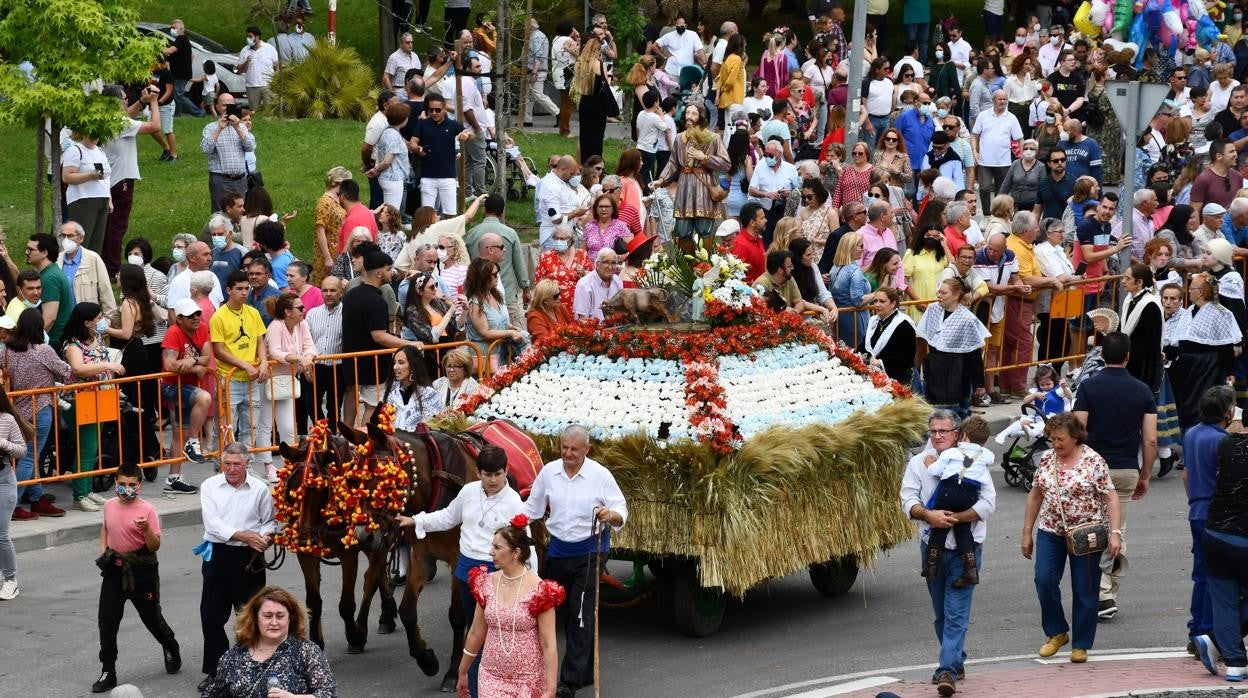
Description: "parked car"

(137, 22), (248, 106)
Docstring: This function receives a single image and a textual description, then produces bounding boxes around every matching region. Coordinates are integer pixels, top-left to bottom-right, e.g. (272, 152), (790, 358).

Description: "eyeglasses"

(929, 428), (958, 436)
(1049, 157), (1066, 163)
(486, 244), (505, 250)
(802, 195), (814, 202)
(428, 107), (443, 113)
(601, 187), (619, 194)
(436, 245), (448, 250)
(291, 305), (304, 311)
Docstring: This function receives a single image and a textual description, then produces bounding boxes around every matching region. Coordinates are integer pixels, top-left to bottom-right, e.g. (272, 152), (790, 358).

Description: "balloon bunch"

(1073, 0), (1227, 59)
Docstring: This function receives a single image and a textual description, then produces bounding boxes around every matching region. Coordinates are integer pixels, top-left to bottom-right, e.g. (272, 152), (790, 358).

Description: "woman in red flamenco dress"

(459, 515), (565, 698)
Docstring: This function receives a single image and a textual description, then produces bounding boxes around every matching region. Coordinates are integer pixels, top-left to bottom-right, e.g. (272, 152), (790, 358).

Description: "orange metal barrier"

(15, 341), (485, 488)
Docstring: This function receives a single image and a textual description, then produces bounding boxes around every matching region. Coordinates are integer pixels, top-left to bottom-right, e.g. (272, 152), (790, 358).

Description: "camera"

(225, 103), (243, 119)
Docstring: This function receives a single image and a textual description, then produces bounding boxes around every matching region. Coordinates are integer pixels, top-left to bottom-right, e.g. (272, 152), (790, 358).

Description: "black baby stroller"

(39, 391), (164, 492)
(999, 401), (1051, 491)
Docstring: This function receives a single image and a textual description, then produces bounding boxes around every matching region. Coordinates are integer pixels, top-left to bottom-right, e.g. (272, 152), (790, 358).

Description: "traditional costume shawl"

(1120, 290), (1163, 338)
(864, 310), (916, 357)
(1163, 309), (1189, 347)
(917, 303), (991, 353)
(1181, 302), (1243, 346)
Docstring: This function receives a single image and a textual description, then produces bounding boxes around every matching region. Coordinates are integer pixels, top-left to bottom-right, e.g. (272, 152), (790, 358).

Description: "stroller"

(39, 392), (164, 492)
(999, 401), (1050, 491)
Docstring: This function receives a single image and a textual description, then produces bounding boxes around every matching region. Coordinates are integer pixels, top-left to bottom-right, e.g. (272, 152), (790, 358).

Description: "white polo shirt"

(971, 108), (1022, 167)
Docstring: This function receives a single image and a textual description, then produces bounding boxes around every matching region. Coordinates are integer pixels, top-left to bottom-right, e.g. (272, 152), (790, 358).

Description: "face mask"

(60, 238), (78, 255)
(127, 254), (143, 266)
(552, 239), (570, 251)
(900, 103), (914, 113)
(1050, 36), (1061, 45)
(1236, 13), (1244, 20)
(211, 235), (227, 250)
(1016, 36), (1026, 46)
(247, 37), (257, 47)
(568, 174), (582, 188)
(935, 50), (945, 60)
(436, 249), (448, 262)
(1034, 24), (1041, 33)
(764, 155), (778, 167)
(864, 194), (879, 205)
(936, 108), (949, 118)
(676, 26), (686, 34)
(920, 104), (933, 116)
(172, 248), (186, 263)
(95, 318), (110, 334)
(22, 298), (39, 309)
(1045, 114), (1056, 124)
(116, 484), (139, 501)
(1022, 148), (1037, 160)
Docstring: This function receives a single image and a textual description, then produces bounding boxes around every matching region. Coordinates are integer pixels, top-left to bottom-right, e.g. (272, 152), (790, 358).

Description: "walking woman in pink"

(458, 514), (564, 698)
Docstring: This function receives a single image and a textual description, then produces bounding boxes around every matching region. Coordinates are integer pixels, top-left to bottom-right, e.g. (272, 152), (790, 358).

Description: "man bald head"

(556, 156), (580, 182)
(186, 241), (212, 271)
(479, 232), (505, 263)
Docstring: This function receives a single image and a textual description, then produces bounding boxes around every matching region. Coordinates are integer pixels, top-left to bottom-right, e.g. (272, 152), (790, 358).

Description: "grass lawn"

(0, 118), (621, 258)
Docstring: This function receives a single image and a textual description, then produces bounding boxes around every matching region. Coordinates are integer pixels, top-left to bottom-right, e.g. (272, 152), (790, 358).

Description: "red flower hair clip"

(511, 513), (529, 528)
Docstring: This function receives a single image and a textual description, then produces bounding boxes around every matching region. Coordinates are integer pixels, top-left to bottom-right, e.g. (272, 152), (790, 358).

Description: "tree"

(0, 0), (165, 232)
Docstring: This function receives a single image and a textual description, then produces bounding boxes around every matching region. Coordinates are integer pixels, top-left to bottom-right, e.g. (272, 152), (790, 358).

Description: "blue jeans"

(1204, 528), (1248, 667)
(15, 405), (51, 502)
(904, 23), (930, 58)
(922, 541), (981, 675)
(1190, 519), (1214, 639)
(173, 79), (204, 117)
(1034, 530), (1103, 650)
(868, 114), (891, 150)
(455, 575), (483, 697)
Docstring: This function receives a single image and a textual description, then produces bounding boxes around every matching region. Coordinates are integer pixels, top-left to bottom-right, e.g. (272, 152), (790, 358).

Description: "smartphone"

(1075, 262), (1087, 276)
(93, 163), (105, 175)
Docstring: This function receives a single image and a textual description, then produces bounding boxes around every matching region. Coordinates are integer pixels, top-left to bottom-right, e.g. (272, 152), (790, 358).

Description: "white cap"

(0, 316), (15, 331)
(1203, 202), (1228, 217)
(715, 219), (741, 237)
(173, 298), (202, 317)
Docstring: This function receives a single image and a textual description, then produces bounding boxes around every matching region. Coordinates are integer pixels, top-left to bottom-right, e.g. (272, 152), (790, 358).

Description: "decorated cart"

(448, 242), (929, 636)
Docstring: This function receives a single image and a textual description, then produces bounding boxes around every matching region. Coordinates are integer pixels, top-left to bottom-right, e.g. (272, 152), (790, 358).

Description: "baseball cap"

(1203, 202), (1228, 217)
(174, 298), (202, 317)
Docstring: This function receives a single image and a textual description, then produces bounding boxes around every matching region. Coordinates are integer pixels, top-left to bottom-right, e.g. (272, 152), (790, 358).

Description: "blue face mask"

(95, 318), (110, 335)
(764, 155), (778, 167)
(116, 484), (139, 501)
(212, 235), (227, 250)
(552, 239), (570, 251)
(568, 174), (582, 188)
(936, 108), (949, 119)
(22, 298), (39, 309)
(172, 248), (186, 263)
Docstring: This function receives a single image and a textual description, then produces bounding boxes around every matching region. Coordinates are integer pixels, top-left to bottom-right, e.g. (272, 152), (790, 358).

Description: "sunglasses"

(884, 137), (898, 142)
(942, 125), (957, 130)
(1049, 157), (1066, 163)
(428, 107), (443, 113)
(802, 195), (814, 201)
(486, 244), (505, 250)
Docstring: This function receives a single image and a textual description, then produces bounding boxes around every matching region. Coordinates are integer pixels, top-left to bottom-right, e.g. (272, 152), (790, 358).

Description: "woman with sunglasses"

(403, 271), (461, 346)
(436, 233), (470, 296)
(892, 69), (920, 113)
(872, 128), (913, 186)
(832, 142), (875, 209)
(525, 279), (571, 345)
(264, 294), (316, 464)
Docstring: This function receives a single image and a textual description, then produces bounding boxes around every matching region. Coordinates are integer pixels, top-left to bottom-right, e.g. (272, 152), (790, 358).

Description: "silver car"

(137, 22), (248, 105)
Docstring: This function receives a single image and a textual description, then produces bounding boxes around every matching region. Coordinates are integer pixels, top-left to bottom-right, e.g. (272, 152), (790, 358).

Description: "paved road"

(1, 442), (1199, 698)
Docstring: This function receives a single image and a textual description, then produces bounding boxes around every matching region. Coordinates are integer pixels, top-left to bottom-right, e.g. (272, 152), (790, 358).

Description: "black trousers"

(99, 559), (177, 670)
(543, 554), (602, 689)
(443, 7), (470, 47)
(310, 364), (345, 433)
(200, 544), (266, 675)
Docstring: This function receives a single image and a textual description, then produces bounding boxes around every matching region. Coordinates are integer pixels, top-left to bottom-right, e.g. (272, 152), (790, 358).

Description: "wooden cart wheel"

(809, 556), (858, 597)
(672, 563), (725, 637)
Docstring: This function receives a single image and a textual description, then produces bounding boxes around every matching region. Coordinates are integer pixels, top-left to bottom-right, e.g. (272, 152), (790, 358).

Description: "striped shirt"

(306, 302), (343, 365)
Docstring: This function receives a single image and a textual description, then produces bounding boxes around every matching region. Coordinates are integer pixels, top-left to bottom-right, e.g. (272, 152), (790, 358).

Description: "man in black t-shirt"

(165, 20), (205, 117)
(340, 251), (424, 427)
(152, 61), (178, 161)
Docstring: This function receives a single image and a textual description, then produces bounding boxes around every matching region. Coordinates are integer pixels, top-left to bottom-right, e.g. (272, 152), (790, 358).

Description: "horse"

(275, 430), (399, 655)
(338, 420), (480, 693)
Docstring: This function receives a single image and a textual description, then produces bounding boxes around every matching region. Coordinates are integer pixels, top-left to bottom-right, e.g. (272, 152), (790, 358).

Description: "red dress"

(536, 249), (592, 316)
(470, 566), (565, 698)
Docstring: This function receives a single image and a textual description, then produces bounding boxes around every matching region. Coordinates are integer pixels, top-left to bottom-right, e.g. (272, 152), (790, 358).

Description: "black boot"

(953, 552), (979, 588)
(921, 544), (942, 578)
(92, 668), (117, 693)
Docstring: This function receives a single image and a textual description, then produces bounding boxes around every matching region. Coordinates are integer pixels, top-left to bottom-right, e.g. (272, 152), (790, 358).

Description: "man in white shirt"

(363, 91), (400, 209)
(237, 25), (279, 110)
(101, 84), (162, 277)
(748, 139), (802, 242)
(167, 242), (224, 312)
(524, 19), (559, 125)
(520, 425), (626, 698)
(538, 156), (589, 248)
(653, 13), (705, 79)
(971, 91), (1022, 215)
(946, 25), (974, 85)
(1036, 32), (1071, 76)
(383, 32), (423, 92)
(893, 40), (926, 81)
(196, 442), (276, 689)
(459, 54), (488, 197)
(306, 275), (345, 431)
(274, 18), (315, 64)
(573, 249), (624, 320)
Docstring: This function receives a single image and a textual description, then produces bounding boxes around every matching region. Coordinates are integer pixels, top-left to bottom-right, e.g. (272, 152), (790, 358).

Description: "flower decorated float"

(444, 242), (929, 636)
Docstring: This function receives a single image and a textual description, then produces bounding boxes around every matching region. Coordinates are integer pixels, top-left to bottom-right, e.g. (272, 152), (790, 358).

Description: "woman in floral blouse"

(312, 167), (352, 285)
(582, 194), (632, 260)
(63, 302), (126, 512)
(202, 586), (336, 697)
(1020, 413), (1123, 664)
(535, 226), (592, 316)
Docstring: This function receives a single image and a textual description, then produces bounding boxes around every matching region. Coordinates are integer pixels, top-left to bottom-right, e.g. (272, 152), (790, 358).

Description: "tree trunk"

(494, 0), (508, 196)
(378, 0), (398, 69)
(50, 119), (64, 231)
(34, 126), (46, 234)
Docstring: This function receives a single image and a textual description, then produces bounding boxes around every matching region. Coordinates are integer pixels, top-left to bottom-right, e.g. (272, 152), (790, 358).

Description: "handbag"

(695, 171), (729, 203)
(268, 374), (301, 401)
(1057, 469), (1109, 556)
(596, 65), (620, 119)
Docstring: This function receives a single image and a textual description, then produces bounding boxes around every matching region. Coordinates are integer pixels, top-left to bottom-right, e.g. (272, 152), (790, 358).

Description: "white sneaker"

(73, 497), (100, 512)
(86, 492), (107, 505)
(264, 464), (278, 483)
(0, 579), (18, 600)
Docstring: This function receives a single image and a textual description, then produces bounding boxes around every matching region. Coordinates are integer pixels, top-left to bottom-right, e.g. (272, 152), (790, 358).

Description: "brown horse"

(276, 433), (399, 654)
(340, 421), (480, 693)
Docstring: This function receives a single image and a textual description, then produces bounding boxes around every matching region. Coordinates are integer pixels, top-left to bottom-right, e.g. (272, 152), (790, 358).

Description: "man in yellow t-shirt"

(209, 270), (271, 477)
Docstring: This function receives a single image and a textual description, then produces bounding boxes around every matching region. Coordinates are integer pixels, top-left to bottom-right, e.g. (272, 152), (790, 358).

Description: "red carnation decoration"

(511, 513), (529, 528)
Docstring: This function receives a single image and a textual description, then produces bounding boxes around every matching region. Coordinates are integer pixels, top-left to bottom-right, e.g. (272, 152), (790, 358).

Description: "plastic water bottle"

(266, 673), (281, 694)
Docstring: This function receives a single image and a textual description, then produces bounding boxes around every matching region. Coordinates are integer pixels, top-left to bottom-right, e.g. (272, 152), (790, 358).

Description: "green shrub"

(270, 40), (375, 121)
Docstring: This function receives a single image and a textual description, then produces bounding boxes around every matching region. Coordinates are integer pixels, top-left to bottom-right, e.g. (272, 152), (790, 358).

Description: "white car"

(137, 22), (248, 105)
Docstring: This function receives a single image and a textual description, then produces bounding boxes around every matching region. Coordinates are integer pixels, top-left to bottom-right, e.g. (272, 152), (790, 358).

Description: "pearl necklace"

(492, 568), (527, 657)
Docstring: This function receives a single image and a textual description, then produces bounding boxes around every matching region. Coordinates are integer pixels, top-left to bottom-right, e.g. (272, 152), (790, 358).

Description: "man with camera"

(199, 93), (255, 214)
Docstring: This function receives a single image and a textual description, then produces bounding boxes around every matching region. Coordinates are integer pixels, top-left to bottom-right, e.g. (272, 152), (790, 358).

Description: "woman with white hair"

(1001, 139), (1043, 212)
(165, 233), (197, 284)
(437, 233), (470, 294)
(331, 228), (373, 281)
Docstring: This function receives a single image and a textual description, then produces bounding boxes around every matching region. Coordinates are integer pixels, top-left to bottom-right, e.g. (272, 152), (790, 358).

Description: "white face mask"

(172, 248), (186, 263)
(1022, 148), (1037, 160)
(935, 50), (945, 60)
(437, 249), (448, 262)
(1015, 36), (1026, 46)
(127, 254), (143, 266)
(1050, 36), (1061, 45)
(60, 238), (78, 255)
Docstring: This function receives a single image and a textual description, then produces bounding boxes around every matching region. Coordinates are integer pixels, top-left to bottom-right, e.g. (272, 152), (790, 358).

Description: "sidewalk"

(829, 651), (1233, 698)
(9, 401), (1026, 554)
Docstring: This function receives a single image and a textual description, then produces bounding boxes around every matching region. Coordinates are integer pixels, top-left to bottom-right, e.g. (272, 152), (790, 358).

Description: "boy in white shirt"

(635, 92), (671, 186)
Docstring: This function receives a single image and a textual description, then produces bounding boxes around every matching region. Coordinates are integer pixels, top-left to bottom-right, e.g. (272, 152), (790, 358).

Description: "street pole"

(1117, 81), (1140, 271)
(844, 0), (868, 152)
(495, 0), (508, 196)
(456, 48), (466, 212)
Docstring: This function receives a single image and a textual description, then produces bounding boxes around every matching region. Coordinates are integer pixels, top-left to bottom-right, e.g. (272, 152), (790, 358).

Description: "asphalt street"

(0, 443), (1197, 698)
